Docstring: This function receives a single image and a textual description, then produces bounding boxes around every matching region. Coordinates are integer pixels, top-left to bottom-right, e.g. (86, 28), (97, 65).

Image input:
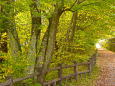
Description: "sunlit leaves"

(15, 12), (31, 52)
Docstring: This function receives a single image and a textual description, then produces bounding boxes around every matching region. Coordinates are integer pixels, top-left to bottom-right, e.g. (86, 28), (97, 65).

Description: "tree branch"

(69, 0), (78, 10)
(78, 2), (99, 10)
(65, 2), (99, 12)
(63, 0), (86, 12)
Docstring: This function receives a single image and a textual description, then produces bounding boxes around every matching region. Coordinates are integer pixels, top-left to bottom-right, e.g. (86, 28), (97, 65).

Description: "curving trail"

(95, 49), (115, 86)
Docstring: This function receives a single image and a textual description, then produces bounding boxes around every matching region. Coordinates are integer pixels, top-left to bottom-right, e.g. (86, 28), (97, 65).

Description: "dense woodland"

(0, 0), (115, 85)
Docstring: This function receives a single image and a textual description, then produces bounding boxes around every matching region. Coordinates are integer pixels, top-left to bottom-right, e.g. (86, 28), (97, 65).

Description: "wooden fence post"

(92, 54), (96, 68)
(88, 59), (91, 75)
(73, 61), (78, 81)
(91, 57), (94, 71)
(92, 57), (94, 69)
(94, 53), (96, 65)
(58, 63), (62, 86)
(6, 75), (13, 86)
(95, 51), (98, 64)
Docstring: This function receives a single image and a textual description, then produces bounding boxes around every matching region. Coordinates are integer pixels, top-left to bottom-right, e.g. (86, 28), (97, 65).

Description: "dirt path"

(95, 49), (115, 86)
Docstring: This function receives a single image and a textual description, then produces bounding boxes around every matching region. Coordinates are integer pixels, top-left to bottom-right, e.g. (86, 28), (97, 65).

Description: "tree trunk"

(28, 0), (41, 74)
(35, 2), (63, 83)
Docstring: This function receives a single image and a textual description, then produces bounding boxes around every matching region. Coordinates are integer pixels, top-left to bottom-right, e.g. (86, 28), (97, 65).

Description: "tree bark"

(28, 0), (41, 74)
(35, 2), (63, 83)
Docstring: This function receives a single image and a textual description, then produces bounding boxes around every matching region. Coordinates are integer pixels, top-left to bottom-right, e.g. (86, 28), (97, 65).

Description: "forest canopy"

(0, 0), (115, 84)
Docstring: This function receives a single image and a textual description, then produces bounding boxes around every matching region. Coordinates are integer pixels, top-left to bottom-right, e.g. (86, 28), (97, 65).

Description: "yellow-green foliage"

(0, 52), (29, 82)
(104, 38), (115, 52)
(15, 12), (31, 53)
(45, 11), (99, 81)
(51, 11), (98, 65)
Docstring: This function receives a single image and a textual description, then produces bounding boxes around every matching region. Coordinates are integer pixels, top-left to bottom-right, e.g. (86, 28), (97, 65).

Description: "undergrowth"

(63, 65), (99, 86)
(21, 65), (99, 86)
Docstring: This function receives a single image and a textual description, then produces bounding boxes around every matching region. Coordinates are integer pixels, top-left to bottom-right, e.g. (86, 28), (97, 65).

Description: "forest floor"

(94, 48), (115, 86)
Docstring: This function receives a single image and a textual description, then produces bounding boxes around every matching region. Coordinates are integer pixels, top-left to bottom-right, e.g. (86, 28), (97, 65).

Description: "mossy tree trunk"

(28, 0), (41, 74)
(35, 2), (63, 83)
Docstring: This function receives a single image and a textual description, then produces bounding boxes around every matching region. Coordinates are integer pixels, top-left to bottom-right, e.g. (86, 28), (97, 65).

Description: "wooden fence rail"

(0, 51), (97, 86)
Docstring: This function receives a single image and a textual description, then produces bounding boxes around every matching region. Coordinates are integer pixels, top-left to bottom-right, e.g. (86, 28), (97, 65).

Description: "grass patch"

(62, 65), (99, 86)
(14, 65), (99, 86)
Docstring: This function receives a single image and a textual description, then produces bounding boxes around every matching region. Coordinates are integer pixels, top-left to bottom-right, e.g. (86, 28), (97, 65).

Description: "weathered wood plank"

(0, 79), (11, 86)
(47, 67), (60, 72)
(43, 78), (60, 85)
(13, 73), (39, 83)
(62, 65), (75, 69)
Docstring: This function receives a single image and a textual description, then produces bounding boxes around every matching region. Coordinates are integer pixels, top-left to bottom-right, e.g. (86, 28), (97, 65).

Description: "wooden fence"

(0, 51), (97, 86)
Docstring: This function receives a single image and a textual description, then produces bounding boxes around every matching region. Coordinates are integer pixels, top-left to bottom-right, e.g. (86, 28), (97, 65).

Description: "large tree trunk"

(28, 0), (41, 74)
(35, 2), (63, 83)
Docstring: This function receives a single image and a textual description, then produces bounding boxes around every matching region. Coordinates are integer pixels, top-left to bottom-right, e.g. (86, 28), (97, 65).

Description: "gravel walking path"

(95, 49), (115, 86)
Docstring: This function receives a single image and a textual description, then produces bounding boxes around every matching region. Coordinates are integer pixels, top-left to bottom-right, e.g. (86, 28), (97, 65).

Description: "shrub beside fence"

(0, 51), (98, 86)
